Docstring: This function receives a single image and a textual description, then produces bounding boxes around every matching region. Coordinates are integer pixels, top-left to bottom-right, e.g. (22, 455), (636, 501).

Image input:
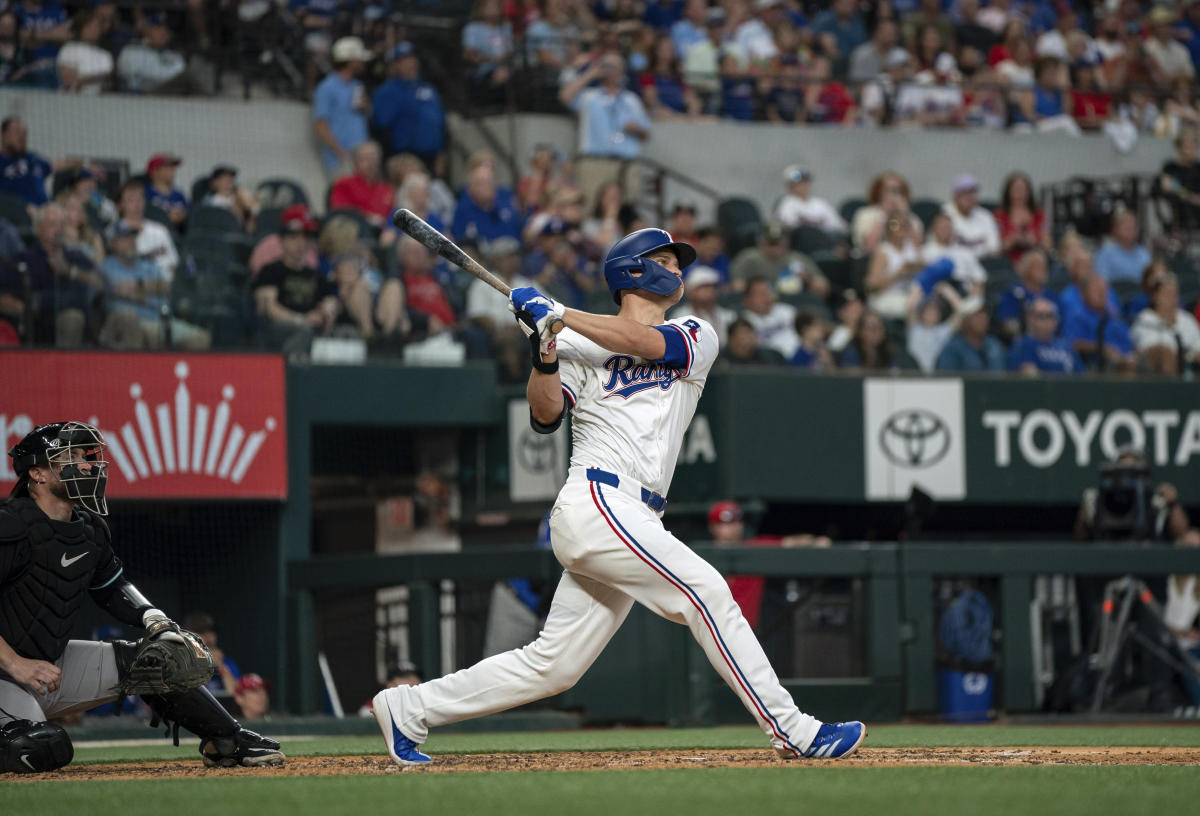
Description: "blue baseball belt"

(585, 467), (667, 512)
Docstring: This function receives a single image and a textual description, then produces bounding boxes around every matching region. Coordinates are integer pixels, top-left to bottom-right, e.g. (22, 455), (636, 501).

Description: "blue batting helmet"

(602, 228), (697, 305)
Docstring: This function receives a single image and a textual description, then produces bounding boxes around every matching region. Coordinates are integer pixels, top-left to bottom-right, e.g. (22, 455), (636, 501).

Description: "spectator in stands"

(116, 180), (178, 283)
(55, 190), (103, 265)
(581, 179), (622, 248)
(1131, 272), (1200, 376)
(372, 41), (445, 168)
(0, 11), (31, 86)
(56, 10), (112, 94)
(61, 164), (116, 229)
(1064, 273), (1135, 373)
(718, 48), (756, 122)
(860, 49), (913, 128)
(739, 275), (800, 359)
(639, 34), (701, 120)
(1070, 61), (1113, 133)
(1060, 250), (1120, 325)
(849, 18), (904, 83)
(789, 308), (833, 370)
(517, 143), (568, 217)
(253, 208), (340, 354)
(895, 51), (966, 128)
(1014, 55), (1080, 136)
(956, 0), (997, 57)
(669, 265), (735, 344)
(117, 12), (205, 95)
(903, 0), (953, 52)
(994, 171), (1050, 262)
(0, 116), (52, 206)
(312, 36), (371, 178)
(839, 308), (896, 370)
(203, 164), (257, 231)
(467, 235), (530, 379)
(234, 674), (271, 721)
(1154, 79), (1200, 140)
(943, 173), (1000, 258)
(996, 249), (1058, 342)
(1008, 297), (1084, 375)
(97, 220), (169, 349)
(1124, 258), (1167, 321)
(920, 212), (986, 294)
(13, 0), (69, 88)
(804, 55), (857, 126)
(0, 202), (100, 346)
(326, 252), (381, 340)
(560, 51), (651, 203)
(935, 296), (1005, 371)
(866, 214), (923, 319)
(775, 165), (847, 234)
(398, 236), (458, 340)
(692, 224), (730, 283)
(852, 171), (917, 253)
(452, 157), (523, 244)
(533, 232), (596, 308)
(1145, 6), (1195, 87)
(718, 316), (785, 366)
(666, 201), (698, 246)
(812, 0), (867, 58)
(250, 204), (319, 275)
(765, 51), (807, 124)
(1095, 210), (1151, 283)
(462, 0), (514, 92)
(670, 0), (708, 61)
(906, 283), (963, 374)
(526, 0), (581, 75)
(731, 222), (828, 297)
(826, 288), (861, 356)
(1160, 130), (1200, 232)
(682, 6), (732, 115)
(994, 29), (1035, 90)
(728, 0), (779, 63)
(143, 153), (187, 228)
(330, 141), (394, 230)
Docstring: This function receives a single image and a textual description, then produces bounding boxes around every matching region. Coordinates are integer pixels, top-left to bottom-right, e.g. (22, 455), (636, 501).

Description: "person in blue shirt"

(143, 153), (188, 228)
(719, 51), (756, 120)
(1175, 3), (1200, 72)
(372, 42), (445, 167)
(98, 219), (168, 346)
(643, 0), (684, 31)
(312, 36), (371, 177)
(1059, 251), (1120, 325)
(1094, 210), (1152, 283)
(1007, 298), (1083, 374)
(451, 159), (522, 244)
(670, 0), (708, 60)
(811, 0), (868, 58)
(1063, 273), (1135, 373)
(996, 249), (1060, 342)
(14, 0), (70, 87)
(0, 116), (52, 206)
(935, 298), (1006, 371)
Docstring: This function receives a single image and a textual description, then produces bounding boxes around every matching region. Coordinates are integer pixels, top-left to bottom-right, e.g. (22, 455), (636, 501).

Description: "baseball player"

(0, 422), (284, 773)
(373, 229), (865, 764)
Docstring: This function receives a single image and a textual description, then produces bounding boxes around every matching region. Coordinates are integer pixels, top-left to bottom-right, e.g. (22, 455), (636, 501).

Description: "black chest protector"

(0, 499), (108, 663)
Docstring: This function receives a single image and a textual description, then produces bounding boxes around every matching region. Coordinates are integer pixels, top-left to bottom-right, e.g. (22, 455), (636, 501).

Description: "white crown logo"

(93, 361), (276, 485)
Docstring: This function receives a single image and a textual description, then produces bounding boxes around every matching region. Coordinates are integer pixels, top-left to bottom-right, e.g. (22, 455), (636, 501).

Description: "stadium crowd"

(0, 1), (1198, 381)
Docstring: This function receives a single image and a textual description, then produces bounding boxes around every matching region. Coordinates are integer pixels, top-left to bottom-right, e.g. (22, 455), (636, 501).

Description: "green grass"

(68, 723), (1200, 765)
(5, 767), (1200, 816)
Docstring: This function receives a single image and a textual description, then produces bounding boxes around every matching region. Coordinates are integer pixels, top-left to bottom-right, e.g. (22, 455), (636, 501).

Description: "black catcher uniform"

(0, 422), (284, 773)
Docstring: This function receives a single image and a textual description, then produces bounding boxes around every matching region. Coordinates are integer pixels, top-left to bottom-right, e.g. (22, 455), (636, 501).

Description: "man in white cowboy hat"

(313, 36), (373, 178)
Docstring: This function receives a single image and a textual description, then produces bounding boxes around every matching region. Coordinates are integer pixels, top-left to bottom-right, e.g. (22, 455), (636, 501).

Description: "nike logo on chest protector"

(61, 552), (89, 568)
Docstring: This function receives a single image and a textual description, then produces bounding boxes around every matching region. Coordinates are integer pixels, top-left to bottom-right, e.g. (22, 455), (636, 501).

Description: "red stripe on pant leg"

(588, 482), (800, 756)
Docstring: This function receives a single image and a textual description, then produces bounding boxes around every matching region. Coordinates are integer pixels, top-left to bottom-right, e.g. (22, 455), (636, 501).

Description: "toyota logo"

(879, 409), (951, 469)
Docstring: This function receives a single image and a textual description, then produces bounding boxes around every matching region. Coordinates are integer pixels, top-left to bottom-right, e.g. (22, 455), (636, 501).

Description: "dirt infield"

(10, 747), (1200, 780)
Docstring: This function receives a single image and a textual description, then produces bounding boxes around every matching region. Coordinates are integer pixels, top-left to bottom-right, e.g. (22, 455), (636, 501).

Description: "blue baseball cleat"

(799, 721), (867, 759)
(373, 689), (431, 766)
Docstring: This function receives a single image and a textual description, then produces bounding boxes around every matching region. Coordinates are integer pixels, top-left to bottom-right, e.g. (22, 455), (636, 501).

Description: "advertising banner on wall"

(507, 399), (568, 502)
(864, 378), (966, 501)
(0, 351), (287, 499)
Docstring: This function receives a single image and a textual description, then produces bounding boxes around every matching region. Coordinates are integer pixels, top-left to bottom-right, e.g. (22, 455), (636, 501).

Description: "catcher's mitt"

(120, 630), (215, 695)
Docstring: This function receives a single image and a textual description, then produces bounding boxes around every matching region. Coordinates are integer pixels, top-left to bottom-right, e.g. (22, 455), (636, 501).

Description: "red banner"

(0, 352), (287, 499)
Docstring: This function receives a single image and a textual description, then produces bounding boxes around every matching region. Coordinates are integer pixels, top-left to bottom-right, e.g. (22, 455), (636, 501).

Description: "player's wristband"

(529, 331), (558, 374)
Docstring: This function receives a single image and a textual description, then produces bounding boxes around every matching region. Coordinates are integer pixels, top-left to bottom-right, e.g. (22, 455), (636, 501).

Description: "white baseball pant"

(388, 471), (821, 756)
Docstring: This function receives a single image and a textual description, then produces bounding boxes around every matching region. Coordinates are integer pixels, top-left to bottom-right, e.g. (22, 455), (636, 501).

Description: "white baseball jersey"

(555, 315), (719, 498)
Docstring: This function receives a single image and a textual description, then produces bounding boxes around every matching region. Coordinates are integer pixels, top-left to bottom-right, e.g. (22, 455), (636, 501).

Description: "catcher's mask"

(8, 421), (110, 516)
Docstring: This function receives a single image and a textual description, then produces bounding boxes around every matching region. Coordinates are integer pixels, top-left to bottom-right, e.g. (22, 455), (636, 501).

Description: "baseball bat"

(392, 208), (564, 335)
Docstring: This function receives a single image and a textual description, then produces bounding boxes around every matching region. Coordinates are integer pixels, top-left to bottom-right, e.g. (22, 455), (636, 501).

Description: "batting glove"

(508, 287), (565, 355)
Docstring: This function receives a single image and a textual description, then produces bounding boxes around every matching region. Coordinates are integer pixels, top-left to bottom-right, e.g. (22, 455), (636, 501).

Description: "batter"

(373, 229), (864, 764)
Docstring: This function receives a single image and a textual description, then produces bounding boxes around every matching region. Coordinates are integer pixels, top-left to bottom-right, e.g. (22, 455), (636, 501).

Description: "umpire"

(0, 422), (284, 773)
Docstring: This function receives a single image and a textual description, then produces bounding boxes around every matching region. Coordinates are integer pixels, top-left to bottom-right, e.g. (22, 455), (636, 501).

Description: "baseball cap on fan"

(952, 173), (980, 195)
(279, 203), (318, 234)
(386, 41), (414, 62)
(332, 36), (372, 64)
(685, 265), (722, 290)
(708, 500), (743, 524)
(146, 153), (181, 174)
(783, 164), (812, 184)
(236, 673), (272, 693)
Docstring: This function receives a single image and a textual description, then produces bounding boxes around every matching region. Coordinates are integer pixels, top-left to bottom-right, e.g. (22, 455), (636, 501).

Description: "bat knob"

(549, 318), (564, 335)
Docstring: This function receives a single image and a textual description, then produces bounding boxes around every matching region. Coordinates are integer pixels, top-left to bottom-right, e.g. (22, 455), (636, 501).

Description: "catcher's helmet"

(603, 228), (696, 305)
(7, 421), (110, 515)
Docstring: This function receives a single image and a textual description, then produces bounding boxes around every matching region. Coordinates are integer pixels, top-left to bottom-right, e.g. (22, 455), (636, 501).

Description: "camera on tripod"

(1092, 452), (1155, 541)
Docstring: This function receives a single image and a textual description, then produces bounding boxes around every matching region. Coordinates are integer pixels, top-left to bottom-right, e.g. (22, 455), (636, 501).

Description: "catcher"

(0, 422), (284, 773)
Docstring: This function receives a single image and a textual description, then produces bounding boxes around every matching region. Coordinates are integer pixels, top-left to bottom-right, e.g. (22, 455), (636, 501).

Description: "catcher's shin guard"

(141, 686), (239, 746)
(0, 720), (74, 773)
